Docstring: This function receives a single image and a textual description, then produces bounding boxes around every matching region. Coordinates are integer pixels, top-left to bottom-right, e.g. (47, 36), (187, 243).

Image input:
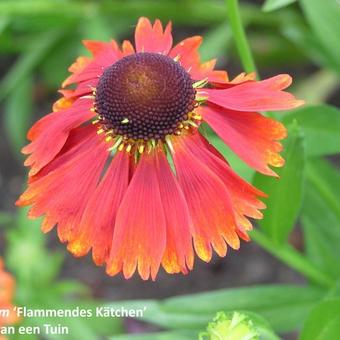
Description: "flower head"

(0, 259), (19, 338)
(17, 17), (303, 280)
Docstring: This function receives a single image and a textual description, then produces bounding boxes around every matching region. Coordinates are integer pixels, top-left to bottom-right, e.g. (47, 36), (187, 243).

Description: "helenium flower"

(17, 17), (303, 280)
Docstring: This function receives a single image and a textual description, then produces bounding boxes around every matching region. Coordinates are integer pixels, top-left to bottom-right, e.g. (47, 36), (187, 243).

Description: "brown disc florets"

(95, 52), (196, 141)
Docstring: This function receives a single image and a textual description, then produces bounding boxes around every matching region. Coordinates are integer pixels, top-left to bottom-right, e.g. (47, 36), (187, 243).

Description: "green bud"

(199, 311), (259, 340)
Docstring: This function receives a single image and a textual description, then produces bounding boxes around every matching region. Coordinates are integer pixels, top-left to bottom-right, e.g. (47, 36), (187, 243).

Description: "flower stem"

(250, 229), (334, 288)
(225, 0), (258, 75)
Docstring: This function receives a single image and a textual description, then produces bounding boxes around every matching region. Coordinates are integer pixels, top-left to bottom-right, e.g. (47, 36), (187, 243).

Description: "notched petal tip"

(122, 40), (135, 55)
(107, 150), (166, 281)
(67, 241), (89, 258)
(135, 17), (173, 54)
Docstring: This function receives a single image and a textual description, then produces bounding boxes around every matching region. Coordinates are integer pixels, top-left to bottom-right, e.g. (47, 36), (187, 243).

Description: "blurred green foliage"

(254, 122), (305, 245)
(4, 208), (123, 339)
(1, 0), (340, 339)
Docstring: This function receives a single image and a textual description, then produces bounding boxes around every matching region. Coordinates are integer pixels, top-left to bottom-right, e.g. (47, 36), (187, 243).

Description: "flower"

(0, 259), (19, 338)
(199, 311), (259, 340)
(17, 17), (303, 280)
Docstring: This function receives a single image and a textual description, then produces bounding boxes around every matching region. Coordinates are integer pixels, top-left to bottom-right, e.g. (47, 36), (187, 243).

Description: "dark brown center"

(95, 52), (196, 141)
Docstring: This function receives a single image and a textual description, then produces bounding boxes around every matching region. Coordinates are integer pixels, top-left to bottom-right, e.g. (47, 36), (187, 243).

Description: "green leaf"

(302, 216), (340, 279)
(0, 0), (227, 26)
(302, 159), (340, 278)
(263, 0), (296, 12)
(283, 105), (340, 156)
(0, 0), (86, 17)
(4, 75), (33, 154)
(0, 28), (64, 101)
(300, 299), (340, 340)
(108, 285), (324, 333)
(253, 123), (305, 244)
(305, 158), (340, 221)
(0, 16), (9, 34)
(111, 331), (195, 340)
(300, 0), (340, 74)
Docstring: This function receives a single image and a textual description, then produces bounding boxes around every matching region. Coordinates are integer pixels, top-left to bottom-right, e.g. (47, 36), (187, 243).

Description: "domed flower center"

(95, 52), (196, 141)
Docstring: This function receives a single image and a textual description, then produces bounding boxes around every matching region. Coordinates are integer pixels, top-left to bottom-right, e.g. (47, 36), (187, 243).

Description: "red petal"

(204, 75), (304, 111)
(191, 133), (266, 239)
(82, 40), (114, 57)
(202, 105), (287, 176)
(191, 59), (228, 83)
(67, 151), (130, 265)
(60, 56), (92, 89)
(207, 70), (229, 83)
(27, 125), (98, 183)
(22, 98), (95, 176)
(169, 36), (228, 81)
(61, 78), (99, 99)
(107, 150), (166, 280)
(135, 17), (173, 54)
(155, 147), (194, 274)
(18, 129), (108, 244)
(171, 135), (240, 262)
(63, 40), (121, 87)
(169, 36), (202, 69)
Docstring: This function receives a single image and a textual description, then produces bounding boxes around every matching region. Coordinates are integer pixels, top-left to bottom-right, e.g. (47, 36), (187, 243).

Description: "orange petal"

(202, 105), (287, 176)
(67, 151), (130, 265)
(171, 134), (240, 262)
(155, 147), (194, 274)
(192, 133), (266, 239)
(107, 150), (166, 280)
(52, 97), (75, 113)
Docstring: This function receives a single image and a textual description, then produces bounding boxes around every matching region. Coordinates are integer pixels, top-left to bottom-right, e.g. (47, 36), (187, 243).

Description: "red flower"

(0, 259), (19, 337)
(17, 17), (303, 280)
